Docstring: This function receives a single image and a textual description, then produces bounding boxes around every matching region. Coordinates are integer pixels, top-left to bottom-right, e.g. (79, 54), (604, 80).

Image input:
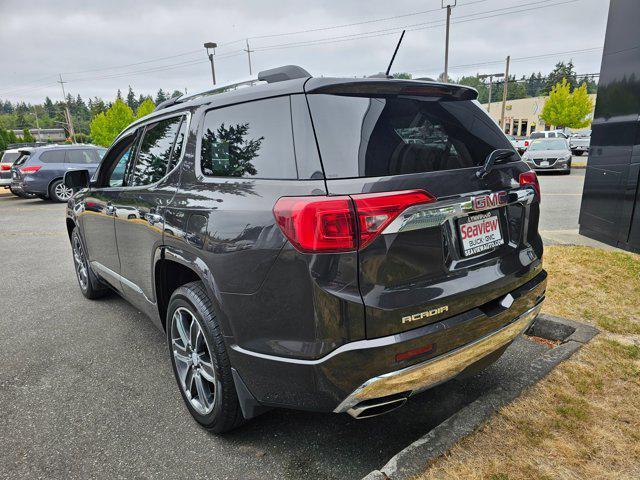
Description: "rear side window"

(200, 96), (297, 179)
(39, 150), (66, 164)
(307, 95), (513, 179)
(13, 153), (31, 166)
(129, 116), (184, 186)
(66, 149), (98, 164)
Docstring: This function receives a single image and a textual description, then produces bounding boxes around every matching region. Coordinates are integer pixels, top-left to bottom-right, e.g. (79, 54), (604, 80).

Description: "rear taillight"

(0, 164), (10, 171)
(519, 171), (540, 202)
(20, 165), (41, 174)
(524, 140), (529, 147)
(273, 190), (436, 253)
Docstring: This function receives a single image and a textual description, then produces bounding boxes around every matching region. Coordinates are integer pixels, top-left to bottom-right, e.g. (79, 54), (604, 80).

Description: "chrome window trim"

(382, 187), (536, 235)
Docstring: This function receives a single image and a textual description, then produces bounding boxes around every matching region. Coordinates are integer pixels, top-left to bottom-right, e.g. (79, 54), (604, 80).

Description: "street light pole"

(442, 1), (457, 82)
(204, 42), (217, 86)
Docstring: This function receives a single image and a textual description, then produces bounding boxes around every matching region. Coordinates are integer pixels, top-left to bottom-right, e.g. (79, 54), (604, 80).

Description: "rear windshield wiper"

(476, 149), (515, 179)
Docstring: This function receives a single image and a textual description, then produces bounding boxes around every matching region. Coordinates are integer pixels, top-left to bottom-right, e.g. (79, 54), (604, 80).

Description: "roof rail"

(257, 65), (311, 83)
(154, 94), (183, 111)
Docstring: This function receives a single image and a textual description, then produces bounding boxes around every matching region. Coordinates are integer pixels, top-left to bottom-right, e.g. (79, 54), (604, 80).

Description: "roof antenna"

(385, 30), (406, 77)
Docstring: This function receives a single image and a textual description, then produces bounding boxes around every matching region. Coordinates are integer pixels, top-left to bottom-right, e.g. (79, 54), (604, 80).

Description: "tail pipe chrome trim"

(334, 301), (543, 414)
(347, 396), (409, 419)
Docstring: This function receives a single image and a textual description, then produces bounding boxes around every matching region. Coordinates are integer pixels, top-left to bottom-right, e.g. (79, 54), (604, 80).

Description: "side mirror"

(64, 169), (91, 191)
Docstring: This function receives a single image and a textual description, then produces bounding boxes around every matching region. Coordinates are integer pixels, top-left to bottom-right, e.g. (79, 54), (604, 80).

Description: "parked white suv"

(0, 148), (25, 190)
(529, 130), (568, 140)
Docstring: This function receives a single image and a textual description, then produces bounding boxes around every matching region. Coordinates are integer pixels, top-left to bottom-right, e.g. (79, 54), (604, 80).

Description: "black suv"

(65, 66), (546, 433)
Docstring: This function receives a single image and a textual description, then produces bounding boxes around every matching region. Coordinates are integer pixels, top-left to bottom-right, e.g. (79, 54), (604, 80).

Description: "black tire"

(49, 179), (73, 202)
(167, 281), (245, 433)
(71, 227), (109, 299)
(573, 151), (584, 156)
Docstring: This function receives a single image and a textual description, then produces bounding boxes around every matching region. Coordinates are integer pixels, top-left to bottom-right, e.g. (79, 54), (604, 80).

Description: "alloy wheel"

(171, 307), (217, 415)
(55, 182), (73, 201)
(72, 234), (89, 291)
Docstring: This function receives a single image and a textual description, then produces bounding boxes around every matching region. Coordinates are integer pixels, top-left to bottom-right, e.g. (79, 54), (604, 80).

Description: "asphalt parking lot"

(0, 171), (582, 480)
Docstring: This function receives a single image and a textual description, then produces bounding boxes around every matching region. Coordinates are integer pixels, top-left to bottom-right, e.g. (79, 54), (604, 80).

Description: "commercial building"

(10, 128), (66, 142)
(481, 94), (597, 137)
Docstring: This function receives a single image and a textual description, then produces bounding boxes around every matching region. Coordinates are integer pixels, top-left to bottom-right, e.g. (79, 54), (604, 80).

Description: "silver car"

(521, 137), (572, 174)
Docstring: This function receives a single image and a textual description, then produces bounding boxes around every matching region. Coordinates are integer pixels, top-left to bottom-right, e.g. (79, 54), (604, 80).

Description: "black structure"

(579, 0), (640, 253)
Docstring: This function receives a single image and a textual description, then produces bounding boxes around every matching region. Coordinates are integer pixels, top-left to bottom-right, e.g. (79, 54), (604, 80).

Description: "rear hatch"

(305, 79), (543, 338)
(10, 151), (32, 182)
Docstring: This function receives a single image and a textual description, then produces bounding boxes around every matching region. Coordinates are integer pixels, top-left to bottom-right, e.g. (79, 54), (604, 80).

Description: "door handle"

(105, 204), (116, 215)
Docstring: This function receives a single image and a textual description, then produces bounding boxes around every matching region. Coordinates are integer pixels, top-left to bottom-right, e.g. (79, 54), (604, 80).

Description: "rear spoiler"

(304, 78), (477, 101)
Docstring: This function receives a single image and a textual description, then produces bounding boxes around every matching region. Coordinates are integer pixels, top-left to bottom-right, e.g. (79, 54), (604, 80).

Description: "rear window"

(529, 132), (544, 139)
(1, 152), (21, 163)
(13, 153), (31, 166)
(307, 95), (513, 179)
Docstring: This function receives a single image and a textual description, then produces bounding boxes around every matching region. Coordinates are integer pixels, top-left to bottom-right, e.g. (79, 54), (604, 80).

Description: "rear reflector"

(395, 343), (435, 362)
(20, 165), (41, 174)
(273, 190), (436, 253)
(519, 171), (540, 202)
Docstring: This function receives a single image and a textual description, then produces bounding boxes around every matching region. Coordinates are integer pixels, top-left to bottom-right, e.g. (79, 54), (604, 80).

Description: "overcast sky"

(0, 0), (610, 104)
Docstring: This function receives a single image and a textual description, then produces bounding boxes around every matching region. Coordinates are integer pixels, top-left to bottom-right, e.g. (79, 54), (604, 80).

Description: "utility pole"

(499, 55), (510, 132)
(204, 42), (217, 86)
(31, 105), (41, 141)
(244, 39), (253, 76)
(441, 1), (457, 82)
(478, 72), (504, 113)
(57, 74), (75, 142)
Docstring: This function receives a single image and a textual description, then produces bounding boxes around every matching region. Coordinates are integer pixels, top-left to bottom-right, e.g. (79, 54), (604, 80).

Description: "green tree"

(155, 88), (168, 105)
(543, 60), (578, 95)
(0, 128), (9, 151)
(126, 86), (138, 110)
(541, 79), (594, 129)
(22, 128), (35, 142)
(7, 129), (18, 143)
(136, 98), (155, 119)
(457, 75), (488, 103)
(392, 72), (412, 79)
(89, 98), (135, 147)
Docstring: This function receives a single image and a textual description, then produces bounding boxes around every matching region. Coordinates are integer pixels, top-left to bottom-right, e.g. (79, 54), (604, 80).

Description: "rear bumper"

(229, 268), (547, 413)
(335, 300), (541, 415)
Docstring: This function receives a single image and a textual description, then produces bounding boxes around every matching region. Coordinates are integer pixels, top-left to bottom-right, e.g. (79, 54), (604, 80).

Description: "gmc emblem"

(472, 191), (507, 211)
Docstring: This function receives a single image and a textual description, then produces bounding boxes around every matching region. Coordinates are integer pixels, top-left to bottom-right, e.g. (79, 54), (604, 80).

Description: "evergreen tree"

(126, 86), (138, 110)
(543, 61), (578, 94)
(155, 88), (167, 105)
(43, 97), (56, 117)
(171, 90), (183, 99)
(22, 128), (35, 143)
(89, 97), (107, 117)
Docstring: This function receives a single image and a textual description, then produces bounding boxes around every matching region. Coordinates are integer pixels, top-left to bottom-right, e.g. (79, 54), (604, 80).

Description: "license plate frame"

(457, 210), (504, 257)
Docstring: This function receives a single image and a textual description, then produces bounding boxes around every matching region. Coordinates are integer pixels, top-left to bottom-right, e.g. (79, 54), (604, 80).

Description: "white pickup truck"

(569, 130), (591, 156)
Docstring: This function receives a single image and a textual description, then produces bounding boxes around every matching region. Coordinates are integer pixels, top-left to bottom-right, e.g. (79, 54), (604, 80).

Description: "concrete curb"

(362, 314), (598, 480)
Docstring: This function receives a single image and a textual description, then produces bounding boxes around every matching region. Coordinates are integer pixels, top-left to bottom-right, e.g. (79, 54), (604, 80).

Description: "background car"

(1, 148), (34, 196)
(529, 130), (569, 140)
(1, 148), (24, 190)
(521, 137), (572, 174)
(569, 129), (591, 156)
(10, 145), (106, 202)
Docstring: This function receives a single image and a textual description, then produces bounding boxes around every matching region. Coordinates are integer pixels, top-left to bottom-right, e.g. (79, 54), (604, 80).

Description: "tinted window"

(167, 118), (187, 172)
(129, 116), (183, 186)
(529, 132), (544, 139)
(13, 153), (31, 167)
(66, 149), (98, 164)
(102, 134), (138, 188)
(39, 150), (66, 164)
(307, 95), (513, 179)
(1, 152), (21, 163)
(200, 96), (297, 179)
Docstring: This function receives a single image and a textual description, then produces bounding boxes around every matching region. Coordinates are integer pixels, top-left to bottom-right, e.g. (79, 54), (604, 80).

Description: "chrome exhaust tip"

(347, 396), (408, 419)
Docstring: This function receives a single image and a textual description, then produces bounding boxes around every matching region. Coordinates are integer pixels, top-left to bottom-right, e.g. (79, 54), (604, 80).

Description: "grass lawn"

(417, 246), (640, 480)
